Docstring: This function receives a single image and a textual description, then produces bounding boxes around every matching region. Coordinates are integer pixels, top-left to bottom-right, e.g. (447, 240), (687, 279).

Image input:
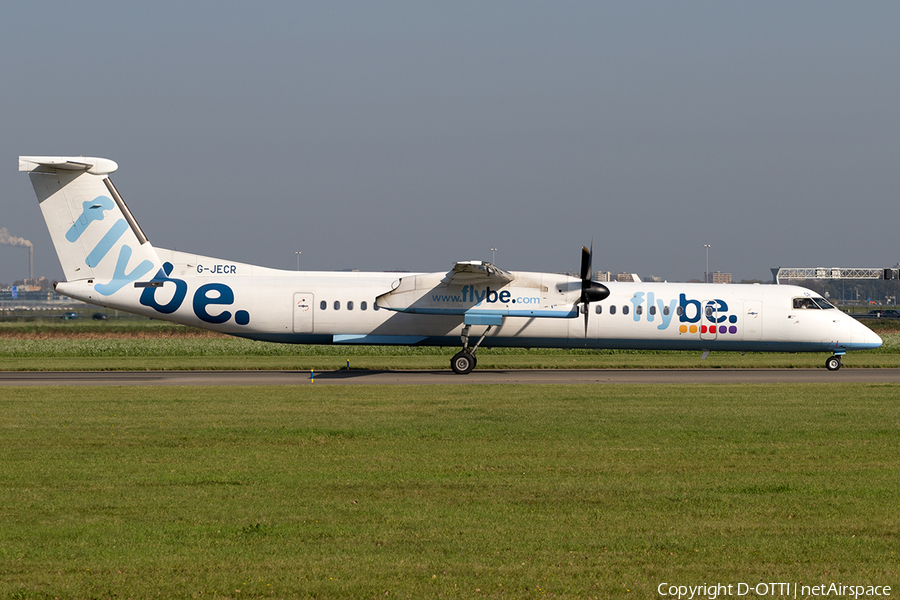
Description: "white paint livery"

(19, 156), (882, 373)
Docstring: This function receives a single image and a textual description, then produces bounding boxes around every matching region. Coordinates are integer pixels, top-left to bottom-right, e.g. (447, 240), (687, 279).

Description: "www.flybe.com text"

(431, 286), (540, 305)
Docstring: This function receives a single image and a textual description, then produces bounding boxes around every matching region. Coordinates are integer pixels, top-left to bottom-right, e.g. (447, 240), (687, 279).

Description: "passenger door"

(293, 293), (314, 333)
(742, 300), (763, 341)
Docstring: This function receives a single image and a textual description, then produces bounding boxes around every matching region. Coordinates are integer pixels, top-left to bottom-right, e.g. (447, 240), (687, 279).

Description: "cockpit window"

(793, 297), (836, 310)
(793, 297), (817, 309)
(812, 297), (836, 309)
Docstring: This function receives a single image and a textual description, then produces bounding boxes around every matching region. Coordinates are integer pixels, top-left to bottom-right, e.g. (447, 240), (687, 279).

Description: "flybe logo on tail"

(66, 197), (116, 242)
(68, 195), (154, 295)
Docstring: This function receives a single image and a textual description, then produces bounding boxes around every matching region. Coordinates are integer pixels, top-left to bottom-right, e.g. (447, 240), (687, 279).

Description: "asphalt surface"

(2, 368), (900, 385)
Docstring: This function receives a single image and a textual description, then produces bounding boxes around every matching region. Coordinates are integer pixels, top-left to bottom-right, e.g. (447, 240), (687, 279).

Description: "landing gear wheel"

(825, 355), (842, 371)
(451, 351), (476, 375)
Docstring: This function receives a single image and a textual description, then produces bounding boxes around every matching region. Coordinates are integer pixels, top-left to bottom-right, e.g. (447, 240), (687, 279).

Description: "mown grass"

(1, 384), (898, 598)
(0, 315), (193, 335)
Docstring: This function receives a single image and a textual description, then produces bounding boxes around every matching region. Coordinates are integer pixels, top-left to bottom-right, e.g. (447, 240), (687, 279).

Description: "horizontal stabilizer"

(19, 156), (119, 176)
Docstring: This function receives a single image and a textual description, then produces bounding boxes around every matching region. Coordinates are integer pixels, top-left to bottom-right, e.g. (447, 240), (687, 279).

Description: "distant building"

(12, 276), (51, 292)
(564, 271), (611, 281)
(707, 271), (732, 284)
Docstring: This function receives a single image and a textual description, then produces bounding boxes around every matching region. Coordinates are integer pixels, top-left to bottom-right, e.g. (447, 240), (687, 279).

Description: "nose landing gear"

(825, 355), (843, 371)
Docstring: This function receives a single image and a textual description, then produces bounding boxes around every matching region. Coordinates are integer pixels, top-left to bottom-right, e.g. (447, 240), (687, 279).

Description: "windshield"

(812, 297), (836, 309)
(793, 297), (836, 310)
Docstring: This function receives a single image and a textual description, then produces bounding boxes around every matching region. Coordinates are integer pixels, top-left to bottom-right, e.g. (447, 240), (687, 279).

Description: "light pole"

(295, 251), (302, 271)
(703, 244), (711, 283)
(490, 248), (498, 264)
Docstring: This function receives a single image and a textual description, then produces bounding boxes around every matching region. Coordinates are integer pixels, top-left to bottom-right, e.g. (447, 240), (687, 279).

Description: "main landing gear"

(451, 324), (493, 375)
(825, 355), (843, 371)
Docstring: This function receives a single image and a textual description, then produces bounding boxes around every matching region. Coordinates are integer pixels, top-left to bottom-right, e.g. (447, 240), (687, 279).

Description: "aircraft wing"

(446, 261), (515, 285)
(376, 261), (577, 320)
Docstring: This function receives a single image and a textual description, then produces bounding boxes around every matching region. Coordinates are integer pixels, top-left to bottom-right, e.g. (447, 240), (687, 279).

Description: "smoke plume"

(0, 227), (33, 248)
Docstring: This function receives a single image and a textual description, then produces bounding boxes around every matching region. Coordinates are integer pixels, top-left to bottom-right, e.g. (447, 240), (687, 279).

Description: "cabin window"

(676, 306), (683, 316)
(320, 300), (326, 310)
(622, 305), (629, 315)
(334, 300), (341, 310)
(649, 306), (657, 316)
(663, 306), (670, 316)
(705, 305), (714, 317)
(595, 305), (602, 314)
(610, 305), (616, 315)
(347, 301), (354, 311)
(374, 302), (380, 311)
(361, 301), (368, 311)
(635, 305), (643, 315)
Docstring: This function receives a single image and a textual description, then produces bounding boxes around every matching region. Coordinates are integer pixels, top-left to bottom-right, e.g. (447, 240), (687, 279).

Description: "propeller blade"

(581, 243), (593, 338)
(577, 242), (610, 338)
(584, 298), (589, 337)
(580, 246), (591, 282)
(589, 240), (593, 276)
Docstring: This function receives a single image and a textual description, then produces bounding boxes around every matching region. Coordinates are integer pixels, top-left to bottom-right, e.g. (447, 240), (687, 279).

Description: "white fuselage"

(56, 249), (882, 355)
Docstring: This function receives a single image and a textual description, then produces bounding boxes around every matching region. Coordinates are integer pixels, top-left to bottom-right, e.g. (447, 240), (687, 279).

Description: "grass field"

(1, 384), (898, 598)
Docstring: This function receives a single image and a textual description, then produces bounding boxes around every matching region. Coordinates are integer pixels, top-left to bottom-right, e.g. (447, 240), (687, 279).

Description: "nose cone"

(865, 328), (883, 349)
(851, 319), (882, 350)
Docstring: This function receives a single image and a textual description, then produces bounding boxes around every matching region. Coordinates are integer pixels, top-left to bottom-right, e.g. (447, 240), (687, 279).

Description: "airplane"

(18, 155), (882, 374)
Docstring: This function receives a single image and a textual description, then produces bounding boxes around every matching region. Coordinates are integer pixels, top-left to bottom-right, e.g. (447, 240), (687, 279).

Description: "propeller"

(578, 243), (610, 336)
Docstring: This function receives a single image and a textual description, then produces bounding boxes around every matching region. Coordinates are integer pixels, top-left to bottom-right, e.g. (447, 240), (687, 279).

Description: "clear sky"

(2, 2), (898, 285)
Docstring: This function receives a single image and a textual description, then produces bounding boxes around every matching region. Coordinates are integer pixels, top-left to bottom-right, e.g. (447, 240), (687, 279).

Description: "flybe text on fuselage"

(139, 262), (251, 326)
(624, 291), (739, 334)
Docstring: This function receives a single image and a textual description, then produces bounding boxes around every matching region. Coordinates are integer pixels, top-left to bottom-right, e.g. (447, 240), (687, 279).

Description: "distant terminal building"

(595, 271), (611, 282)
(771, 266), (900, 284)
(770, 265), (900, 305)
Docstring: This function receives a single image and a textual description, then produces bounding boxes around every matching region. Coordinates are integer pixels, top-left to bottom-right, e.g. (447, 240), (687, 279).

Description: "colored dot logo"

(680, 320), (738, 335)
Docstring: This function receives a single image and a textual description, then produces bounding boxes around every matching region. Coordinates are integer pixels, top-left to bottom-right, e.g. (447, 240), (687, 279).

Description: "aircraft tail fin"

(19, 156), (162, 296)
